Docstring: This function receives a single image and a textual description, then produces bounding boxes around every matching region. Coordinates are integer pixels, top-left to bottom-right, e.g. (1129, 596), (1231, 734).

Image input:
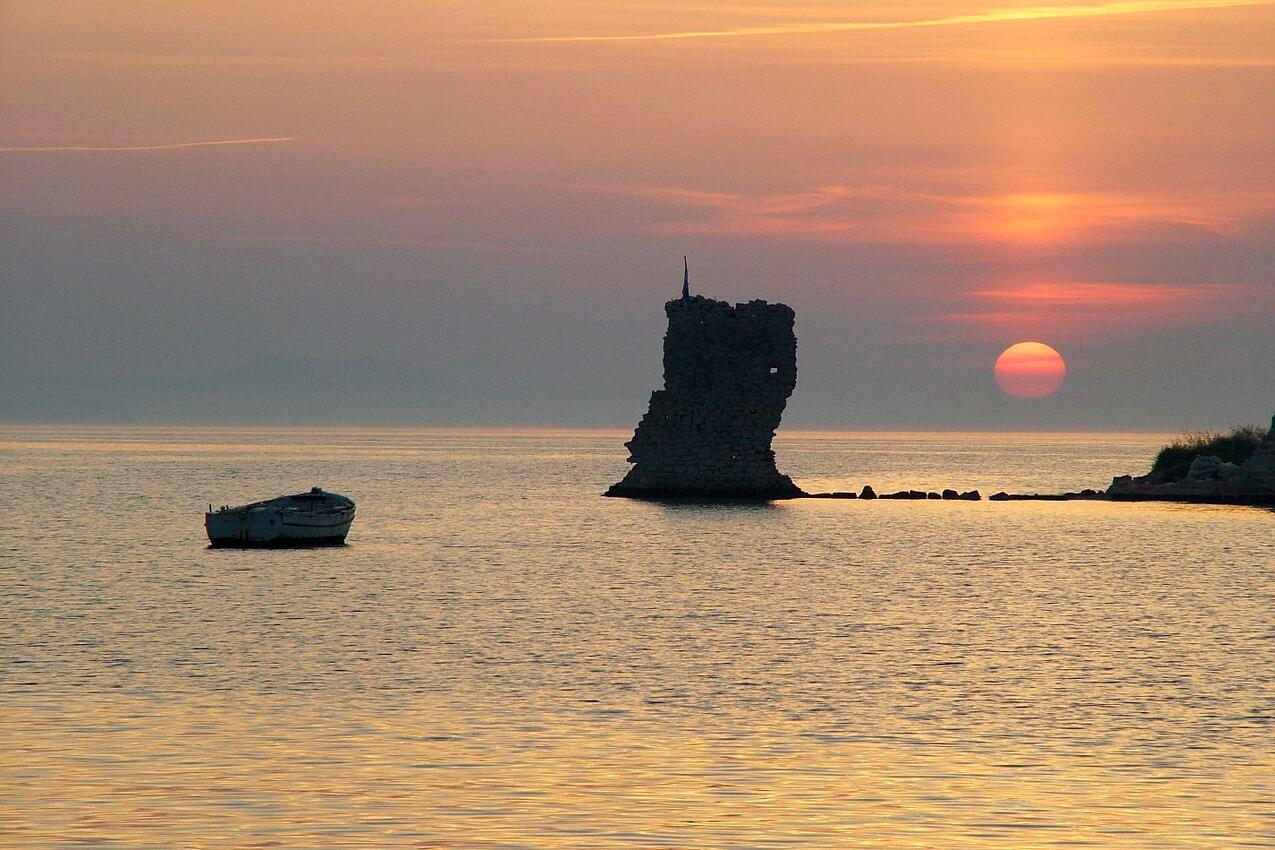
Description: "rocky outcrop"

(1108, 412), (1275, 503)
(606, 295), (803, 499)
(1235, 413), (1275, 493)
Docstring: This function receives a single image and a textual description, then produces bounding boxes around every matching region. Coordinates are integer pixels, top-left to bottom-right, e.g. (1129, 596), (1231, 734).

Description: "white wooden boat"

(205, 487), (356, 548)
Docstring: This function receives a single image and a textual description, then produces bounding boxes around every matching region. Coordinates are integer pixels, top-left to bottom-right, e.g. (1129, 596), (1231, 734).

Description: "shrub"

(1149, 424), (1267, 481)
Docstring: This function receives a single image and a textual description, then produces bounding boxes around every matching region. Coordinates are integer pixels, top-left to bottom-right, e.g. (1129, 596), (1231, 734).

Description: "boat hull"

(207, 533), (350, 549)
(205, 502), (355, 548)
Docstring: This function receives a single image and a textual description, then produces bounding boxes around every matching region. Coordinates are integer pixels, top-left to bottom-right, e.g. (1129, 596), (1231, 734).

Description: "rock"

(1236, 413), (1275, 492)
(941, 489), (959, 500)
(1187, 454), (1240, 481)
(927, 492), (941, 499)
(831, 491), (857, 499)
(959, 490), (981, 501)
(1107, 475), (1140, 496)
(860, 485), (877, 500)
(606, 295), (804, 499)
(990, 492), (1010, 501)
(1103, 413), (1275, 502)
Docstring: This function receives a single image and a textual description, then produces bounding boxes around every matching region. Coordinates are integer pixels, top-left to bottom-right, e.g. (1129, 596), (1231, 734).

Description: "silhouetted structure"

(607, 294), (803, 499)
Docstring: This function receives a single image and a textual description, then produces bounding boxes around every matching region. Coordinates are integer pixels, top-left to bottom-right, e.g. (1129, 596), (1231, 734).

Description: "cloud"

(214, 234), (572, 255)
(926, 281), (1250, 340)
(0, 137), (299, 153)
(968, 281), (1238, 306)
(46, 52), (397, 71)
(484, 0), (1267, 44)
(778, 48), (1275, 69)
(563, 182), (1274, 246)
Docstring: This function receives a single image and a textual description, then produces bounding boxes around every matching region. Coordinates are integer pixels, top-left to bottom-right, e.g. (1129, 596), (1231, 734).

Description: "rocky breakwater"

(606, 295), (804, 499)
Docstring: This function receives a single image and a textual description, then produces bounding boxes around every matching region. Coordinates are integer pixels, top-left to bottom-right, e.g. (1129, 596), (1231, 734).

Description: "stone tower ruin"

(606, 295), (804, 499)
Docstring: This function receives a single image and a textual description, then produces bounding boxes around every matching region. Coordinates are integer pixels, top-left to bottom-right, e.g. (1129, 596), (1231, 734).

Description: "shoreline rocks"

(807, 488), (985, 501)
(793, 416), (1275, 507)
(800, 486), (1274, 505)
(1106, 413), (1275, 504)
(873, 489), (981, 500)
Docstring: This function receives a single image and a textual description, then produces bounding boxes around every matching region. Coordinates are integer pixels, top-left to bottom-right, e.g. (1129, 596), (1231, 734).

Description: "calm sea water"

(1, 426), (1272, 849)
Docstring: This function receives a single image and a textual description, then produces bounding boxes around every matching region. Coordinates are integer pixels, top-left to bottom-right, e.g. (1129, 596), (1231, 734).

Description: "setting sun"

(995, 341), (1067, 398)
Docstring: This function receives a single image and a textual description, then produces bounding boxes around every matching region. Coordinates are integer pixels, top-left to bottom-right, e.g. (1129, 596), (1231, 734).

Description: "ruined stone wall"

(606, 295), (804, 499)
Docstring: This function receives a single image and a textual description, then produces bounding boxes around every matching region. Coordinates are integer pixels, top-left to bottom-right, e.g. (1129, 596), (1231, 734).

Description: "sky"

(2, 0), (1273, 429)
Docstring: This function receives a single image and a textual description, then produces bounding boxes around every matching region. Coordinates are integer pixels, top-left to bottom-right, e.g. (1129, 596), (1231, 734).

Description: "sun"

(995, 342), (1066, 399)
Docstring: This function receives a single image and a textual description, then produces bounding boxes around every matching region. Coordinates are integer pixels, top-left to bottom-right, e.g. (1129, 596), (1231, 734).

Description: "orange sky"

(1, 1), (1273, 426)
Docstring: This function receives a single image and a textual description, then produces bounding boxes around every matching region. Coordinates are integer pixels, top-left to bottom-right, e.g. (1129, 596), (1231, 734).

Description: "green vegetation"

(1149, 424), (1268, 482)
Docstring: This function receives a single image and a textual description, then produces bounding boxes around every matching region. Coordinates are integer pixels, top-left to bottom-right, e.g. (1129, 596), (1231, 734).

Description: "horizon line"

(0, 421), (1193, 437)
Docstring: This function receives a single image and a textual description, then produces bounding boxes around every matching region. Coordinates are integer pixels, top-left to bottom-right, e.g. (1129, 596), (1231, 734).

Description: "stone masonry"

(606, 295), (804, 499)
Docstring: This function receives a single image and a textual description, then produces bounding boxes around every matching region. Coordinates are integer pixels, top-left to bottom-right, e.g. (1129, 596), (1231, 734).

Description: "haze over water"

(1, 426), (1271, 848)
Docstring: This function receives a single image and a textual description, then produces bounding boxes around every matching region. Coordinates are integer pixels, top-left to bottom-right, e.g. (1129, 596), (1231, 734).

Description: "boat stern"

(205, 507), (284, 547)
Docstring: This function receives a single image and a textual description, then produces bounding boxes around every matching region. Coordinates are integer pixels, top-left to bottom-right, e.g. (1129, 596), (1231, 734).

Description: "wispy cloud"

(786, 48), (1275, 69)
(215, 234), (571, 255)
(485, 0), (1266, 43)
(968, 281), (1239, 306)
(926, 281), (1250, 339)
(48, 51), (396, 71)
(562, 181), (1273, 245)
(0, 137), (298, 153)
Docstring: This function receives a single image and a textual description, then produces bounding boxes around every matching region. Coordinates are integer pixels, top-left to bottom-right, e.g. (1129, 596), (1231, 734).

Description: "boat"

(205, 487), (356, 548)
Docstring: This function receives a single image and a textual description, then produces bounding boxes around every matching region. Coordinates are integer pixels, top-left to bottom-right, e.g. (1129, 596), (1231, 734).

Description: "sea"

(1, 426), (1271, 849)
